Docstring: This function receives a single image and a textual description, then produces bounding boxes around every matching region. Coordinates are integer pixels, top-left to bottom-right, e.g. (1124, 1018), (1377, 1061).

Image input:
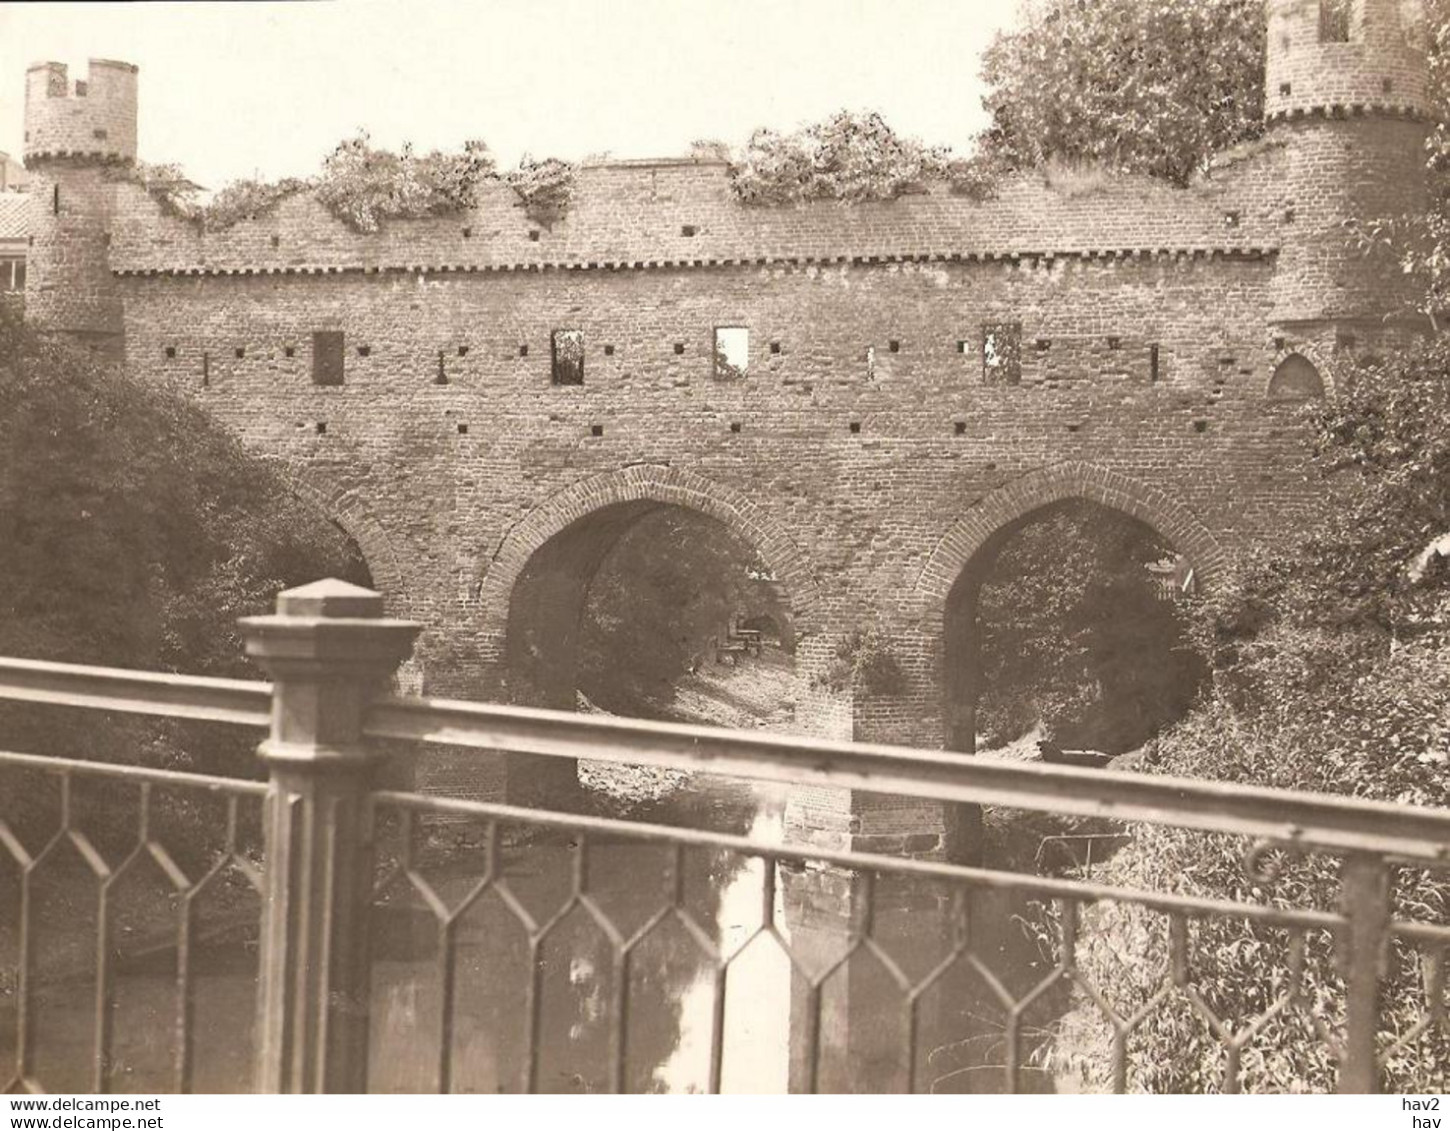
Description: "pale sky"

(0, 0), (1021, 190)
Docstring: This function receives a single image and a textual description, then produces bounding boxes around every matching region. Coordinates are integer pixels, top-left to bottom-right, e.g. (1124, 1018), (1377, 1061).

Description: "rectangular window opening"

(981, 321), (1023, 385)
(714, 327), (749, 379)
(165, 345), (176, 360)
(1320, 0), (1351, 42)
(551, 329), (585, 385)
(312, 331), (345, 387)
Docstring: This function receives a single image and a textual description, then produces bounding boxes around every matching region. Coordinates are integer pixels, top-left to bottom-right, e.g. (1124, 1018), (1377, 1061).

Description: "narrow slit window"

(551, 329), (585, 386)
(982, 322), (1022, 385)
(714, 327), (749, 379)
(1150, 344), (1161, 383)
(312, 330), (345, 387)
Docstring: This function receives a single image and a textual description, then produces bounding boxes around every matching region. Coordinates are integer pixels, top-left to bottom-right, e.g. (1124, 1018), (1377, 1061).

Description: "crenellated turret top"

(1264, 0), (1432, 124)
(24, 58), (138, 165)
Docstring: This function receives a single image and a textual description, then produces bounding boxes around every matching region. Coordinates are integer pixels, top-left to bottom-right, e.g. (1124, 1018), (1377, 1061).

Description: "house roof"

(0, 193), (32, 242)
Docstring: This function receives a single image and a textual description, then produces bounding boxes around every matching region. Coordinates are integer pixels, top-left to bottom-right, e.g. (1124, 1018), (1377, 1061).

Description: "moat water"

(3, 778), (1064, 1094)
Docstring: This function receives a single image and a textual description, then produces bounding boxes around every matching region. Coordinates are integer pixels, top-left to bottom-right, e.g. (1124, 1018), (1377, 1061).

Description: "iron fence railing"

(0, 578), (1447, 1094)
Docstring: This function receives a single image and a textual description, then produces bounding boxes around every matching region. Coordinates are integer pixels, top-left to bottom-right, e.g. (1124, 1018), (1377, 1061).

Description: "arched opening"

(1268, 353), (1325, 401)
(506, 501), (797, 728)
(943, 499), (1206, 759)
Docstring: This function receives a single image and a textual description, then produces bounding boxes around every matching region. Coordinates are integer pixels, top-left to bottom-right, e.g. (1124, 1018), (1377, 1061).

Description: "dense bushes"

(0, 306), (367, 787)
(128, 133), (576, 233)
(1051, 340), (1450, 1091)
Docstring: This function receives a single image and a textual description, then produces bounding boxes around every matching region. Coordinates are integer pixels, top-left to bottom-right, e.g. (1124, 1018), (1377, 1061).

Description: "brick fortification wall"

(21, 1), (1434, 853)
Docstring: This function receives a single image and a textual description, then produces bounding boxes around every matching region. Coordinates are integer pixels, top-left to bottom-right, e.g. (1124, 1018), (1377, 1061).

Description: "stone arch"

(916, 461), (1225, 757)
(914, 461), (1228, 634)
(476, 464), (825, 656)
(1267, 350), (1329, 401)
(278, 465), (408, 606)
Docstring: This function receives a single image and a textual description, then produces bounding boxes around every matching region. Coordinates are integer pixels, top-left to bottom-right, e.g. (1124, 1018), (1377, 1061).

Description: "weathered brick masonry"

(20, 0), (1435, 853)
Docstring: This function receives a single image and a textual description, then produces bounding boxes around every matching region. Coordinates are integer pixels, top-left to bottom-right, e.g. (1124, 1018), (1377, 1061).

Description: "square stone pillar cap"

(275, 578), (388, 619)
(240, 578), (421, 667)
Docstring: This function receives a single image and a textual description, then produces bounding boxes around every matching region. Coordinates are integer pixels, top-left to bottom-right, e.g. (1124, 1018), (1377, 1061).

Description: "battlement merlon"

(24, 59), (138, 165)
(1265, 0), (1433, 123)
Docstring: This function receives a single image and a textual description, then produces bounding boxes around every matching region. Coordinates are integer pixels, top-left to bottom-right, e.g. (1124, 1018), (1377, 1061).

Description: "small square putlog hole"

(849, 421), (861, 434)
(590, 424), (604, 437)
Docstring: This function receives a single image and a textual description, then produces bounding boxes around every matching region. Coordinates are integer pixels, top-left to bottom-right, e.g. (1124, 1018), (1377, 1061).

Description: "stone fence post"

(240, 579), (420, 1093)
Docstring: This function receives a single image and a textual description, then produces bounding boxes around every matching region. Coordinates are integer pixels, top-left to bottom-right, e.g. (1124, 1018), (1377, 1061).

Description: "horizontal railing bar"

(371, 789), (1344, 931)
(0, 748), (268, 795)
(366, 695), (1450, 863)
(1, 657), (1445, 864)
(1390, 920), (1450, 945)
(0, 657), (271, 729)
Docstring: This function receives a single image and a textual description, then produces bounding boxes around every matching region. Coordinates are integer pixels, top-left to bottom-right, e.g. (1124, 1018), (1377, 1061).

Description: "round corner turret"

(1265, 0), (1431, 123)
(24, 58), (138, 165)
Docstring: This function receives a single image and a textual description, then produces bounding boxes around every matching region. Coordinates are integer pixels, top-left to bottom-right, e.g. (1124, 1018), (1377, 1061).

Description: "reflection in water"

(658, 801), (790, 1093)
(3, 780), (1065, 1093)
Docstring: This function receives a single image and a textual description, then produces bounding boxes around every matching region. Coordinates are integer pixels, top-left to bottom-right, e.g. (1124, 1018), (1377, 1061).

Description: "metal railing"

(0, 579), (1447, 1094)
